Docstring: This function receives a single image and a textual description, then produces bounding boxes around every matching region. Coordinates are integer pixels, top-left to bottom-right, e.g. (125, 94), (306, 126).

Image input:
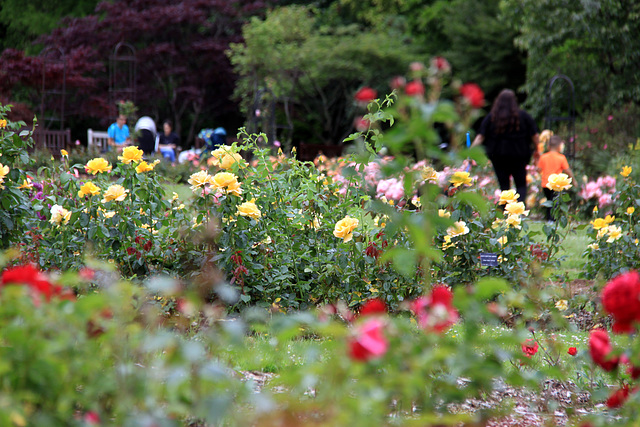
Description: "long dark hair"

(490, 89), (520, 134)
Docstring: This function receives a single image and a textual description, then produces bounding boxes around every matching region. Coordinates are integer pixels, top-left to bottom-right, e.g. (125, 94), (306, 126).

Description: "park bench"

(87, 129), (110, 153)
(31, 128), (71, 158)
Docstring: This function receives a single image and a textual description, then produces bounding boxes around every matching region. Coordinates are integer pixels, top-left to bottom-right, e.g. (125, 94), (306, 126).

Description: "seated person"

(134, 116), (157, 155)
(107, 114), (131, 152)
(157, 120), (180, 163)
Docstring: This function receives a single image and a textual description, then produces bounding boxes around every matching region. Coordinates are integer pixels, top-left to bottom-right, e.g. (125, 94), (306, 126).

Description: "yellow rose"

(449, 171), (473, 188)
(135, 160), (155, 173)
(0, 163), (10, 180)
(596, 226), (609, 240)
(446, 221), (469, 237)
(188, 170), (213, 191)
(555, 300), (568, 311)
(237, 200), (262, 220)
(118, 146), (144, 164)
(85, 158), (112, 175)
(333, 216), (359, 242)
(546, 173), (572, 192)
(627, 207), (635, 215)
(101, 184), (128, 203)
(498, 190), (520, 205)
(591, 218), (607, 229)
(60, 149), (68, 157)
(50, 204), (71, 225)
(621, 165), (632, 177)
(211, 172), (241, 195)
(606, 225), (622, 243)
(421, 166), (439, 182)
(210, 146), (247, 170)
(505, 214), (521, 229)
(438, 209), (451, 218)
(587, 243), (599, 250)
(78, 182), (101, 198)
(491, 218), (503, 229)
(497, 236), (508, 246)
(504, 201), (529, 216)
(227, 180), (242, 197)
(0, 119), (7, 128)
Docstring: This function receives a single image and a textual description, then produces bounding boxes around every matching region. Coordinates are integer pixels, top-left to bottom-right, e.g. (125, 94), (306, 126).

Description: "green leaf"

(475, 277), (509, 300)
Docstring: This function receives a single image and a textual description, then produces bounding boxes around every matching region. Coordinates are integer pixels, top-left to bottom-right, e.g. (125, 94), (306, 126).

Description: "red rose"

(359, 298), (387, 317)
(354, 87), (377, 103)
(126, 247), (136, 256)
(410, 285), (458, 333)
(143, 240), (153, 251)
(0, 264), (58, 301)
(521, 339), (539, 358)
(620, 354), (640, 379)
(601, 271), (640, 333)
(568, 347), (578, 356)
(348, 318), (388, 362)
(405, 80), (425, 97)
(589, 329), (619, 371)
(431, 285), (454, 306)
(606, 385), (630, 408)
(460, 83), (485, 108)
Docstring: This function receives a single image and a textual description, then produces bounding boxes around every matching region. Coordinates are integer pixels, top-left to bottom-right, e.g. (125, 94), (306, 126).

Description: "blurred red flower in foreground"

(359, 298), (387, 317)
(460, 83), (485, 108)
(601, 270), (640, 334)
(354, 87), (377, 103)
(0, 264), (67, 302)
(521, 339), (539, 358)
(410, 285), (458, 333)
(606, 385), (631, 408)
(348, 318), (388, 362)
(405, 80), (425, 97)
(589, 329), (619, 371)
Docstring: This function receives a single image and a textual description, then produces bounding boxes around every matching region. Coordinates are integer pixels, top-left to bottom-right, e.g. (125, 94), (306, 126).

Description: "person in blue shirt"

(107, 114), (131, 152)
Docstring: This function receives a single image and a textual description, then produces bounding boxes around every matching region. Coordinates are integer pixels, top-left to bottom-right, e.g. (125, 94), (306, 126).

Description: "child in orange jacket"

(538, 135), (574, 221)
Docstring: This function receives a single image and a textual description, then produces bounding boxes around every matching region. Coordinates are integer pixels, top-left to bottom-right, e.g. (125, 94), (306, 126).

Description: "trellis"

(109, 42), (137, 116)
(544, 74), (576, 159)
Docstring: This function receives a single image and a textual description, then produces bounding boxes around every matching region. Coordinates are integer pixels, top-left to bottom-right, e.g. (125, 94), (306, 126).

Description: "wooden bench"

(87, 129), (110, 153)
(32, 128), (71, 158)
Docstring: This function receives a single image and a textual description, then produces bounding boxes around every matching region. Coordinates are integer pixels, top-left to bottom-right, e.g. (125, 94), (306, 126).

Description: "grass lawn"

(528, 220), (590, 279)
(164, 182), (192, 201)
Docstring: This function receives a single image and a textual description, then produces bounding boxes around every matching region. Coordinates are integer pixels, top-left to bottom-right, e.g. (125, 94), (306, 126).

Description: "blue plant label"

(480, 253), (499, 267)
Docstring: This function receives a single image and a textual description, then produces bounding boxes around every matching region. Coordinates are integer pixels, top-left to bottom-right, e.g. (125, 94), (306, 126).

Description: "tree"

(0, 0), (269, 144)
(0, 0), (100, 52)
(228, 5), (417, 145)
(314, 0), (526, 105)
(440, 0), (526, 103)
(500, 0), (640, 117)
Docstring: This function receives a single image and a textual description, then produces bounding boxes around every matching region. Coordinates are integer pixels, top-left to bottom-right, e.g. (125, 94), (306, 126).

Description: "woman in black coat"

(471, 89), (539, 202)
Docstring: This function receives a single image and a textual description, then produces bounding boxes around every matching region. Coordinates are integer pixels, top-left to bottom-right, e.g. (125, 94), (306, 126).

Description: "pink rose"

(348, 318), (389, 362)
